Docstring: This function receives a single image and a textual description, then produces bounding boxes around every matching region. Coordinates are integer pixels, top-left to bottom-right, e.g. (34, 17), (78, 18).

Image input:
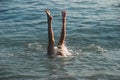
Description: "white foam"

(85, 44), (107, 52)
(28, 42), (43, 51)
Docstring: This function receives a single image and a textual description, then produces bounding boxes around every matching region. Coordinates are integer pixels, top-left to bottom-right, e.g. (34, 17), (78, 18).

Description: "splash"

(28, 42), (43, 51)
(83, 44), (107, 53)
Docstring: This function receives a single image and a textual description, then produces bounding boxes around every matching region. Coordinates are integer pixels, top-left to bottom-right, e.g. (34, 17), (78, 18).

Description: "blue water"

(0, 0), (120, 80)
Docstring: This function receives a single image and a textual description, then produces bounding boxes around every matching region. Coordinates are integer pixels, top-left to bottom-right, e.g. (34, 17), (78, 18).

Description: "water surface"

(0, 0), (120, 80)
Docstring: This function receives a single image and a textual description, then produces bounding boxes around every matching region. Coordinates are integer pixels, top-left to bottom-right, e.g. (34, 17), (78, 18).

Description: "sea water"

(0, 0), (120, 80)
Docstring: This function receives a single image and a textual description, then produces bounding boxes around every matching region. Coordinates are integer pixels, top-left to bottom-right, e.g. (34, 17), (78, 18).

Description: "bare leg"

(45, 9), (55, 55)
(58, 11), (66, 46)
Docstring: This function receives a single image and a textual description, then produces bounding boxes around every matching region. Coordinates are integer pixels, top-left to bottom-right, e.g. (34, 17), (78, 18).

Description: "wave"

(79, 71), (120, 79)
(82, 44), (107, 53)
(28, 42), (43, 51)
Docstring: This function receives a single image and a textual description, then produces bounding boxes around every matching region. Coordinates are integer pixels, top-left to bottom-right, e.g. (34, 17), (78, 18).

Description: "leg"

(45, 9), (55, 55)
(58, 11), (67, 46)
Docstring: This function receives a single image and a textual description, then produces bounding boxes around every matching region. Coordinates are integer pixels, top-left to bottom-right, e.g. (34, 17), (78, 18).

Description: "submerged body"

(54, 45), (71, 57)
(45, 9), (71, 57)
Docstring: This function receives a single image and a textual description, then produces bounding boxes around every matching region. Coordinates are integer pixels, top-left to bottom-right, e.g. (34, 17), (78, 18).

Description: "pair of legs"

(45, 9), (66, 56)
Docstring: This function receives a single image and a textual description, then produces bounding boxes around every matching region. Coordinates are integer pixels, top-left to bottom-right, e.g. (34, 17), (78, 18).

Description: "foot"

(45, 9), (53, 20)
(62, 11), (66, 18)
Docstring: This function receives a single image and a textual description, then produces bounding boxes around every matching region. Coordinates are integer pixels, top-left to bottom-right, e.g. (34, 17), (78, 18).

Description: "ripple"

(0, 0), (120, 80)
